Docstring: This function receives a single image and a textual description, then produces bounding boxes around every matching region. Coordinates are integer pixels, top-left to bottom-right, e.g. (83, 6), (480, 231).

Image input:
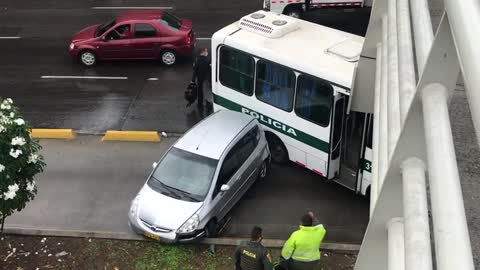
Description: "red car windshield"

(95, 19), (116, 37)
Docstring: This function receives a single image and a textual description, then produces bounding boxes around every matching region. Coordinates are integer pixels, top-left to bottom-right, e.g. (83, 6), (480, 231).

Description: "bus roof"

(213, 10), (364, 90)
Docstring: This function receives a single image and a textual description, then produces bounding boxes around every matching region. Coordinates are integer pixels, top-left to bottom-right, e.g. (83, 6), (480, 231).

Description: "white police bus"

(211, 10), (373, 196)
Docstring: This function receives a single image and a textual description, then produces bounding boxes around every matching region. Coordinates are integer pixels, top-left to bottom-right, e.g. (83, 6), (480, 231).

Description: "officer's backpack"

(185, 82), (198, 107)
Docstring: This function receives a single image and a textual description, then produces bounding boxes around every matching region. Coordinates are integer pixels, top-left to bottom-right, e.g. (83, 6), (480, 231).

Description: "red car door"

(129, 23), (158, 59)
(97, 24), (133, 59)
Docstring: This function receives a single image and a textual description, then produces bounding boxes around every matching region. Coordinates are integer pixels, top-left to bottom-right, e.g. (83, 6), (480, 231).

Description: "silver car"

(128, 110), (270, 242)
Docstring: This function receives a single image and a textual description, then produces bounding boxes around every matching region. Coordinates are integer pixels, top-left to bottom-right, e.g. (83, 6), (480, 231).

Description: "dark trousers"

(196, 77), (205, 106)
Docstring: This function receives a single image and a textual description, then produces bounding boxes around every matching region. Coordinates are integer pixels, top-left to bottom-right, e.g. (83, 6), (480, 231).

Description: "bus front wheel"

(266, 132), (289, 164)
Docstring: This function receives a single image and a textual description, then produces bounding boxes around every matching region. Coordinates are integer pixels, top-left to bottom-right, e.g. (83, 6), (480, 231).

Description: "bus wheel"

(266, 133), (289, 164)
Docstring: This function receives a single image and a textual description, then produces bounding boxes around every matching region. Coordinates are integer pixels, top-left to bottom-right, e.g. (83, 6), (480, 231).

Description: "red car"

(69, 10), (195, 67)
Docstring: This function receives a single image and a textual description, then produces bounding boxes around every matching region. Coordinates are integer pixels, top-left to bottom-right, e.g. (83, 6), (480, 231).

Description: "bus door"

(327, 92), (346, 179)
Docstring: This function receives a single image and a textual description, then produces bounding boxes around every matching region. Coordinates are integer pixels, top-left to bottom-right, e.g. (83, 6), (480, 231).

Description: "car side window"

(214, 145), (241, 198)
(106, 24), (131, 40)
(213, 126), (260, 198)
(134, 23), (157, 38)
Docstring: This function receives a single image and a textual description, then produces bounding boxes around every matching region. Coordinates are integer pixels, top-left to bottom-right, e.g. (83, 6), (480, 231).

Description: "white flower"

(26, 181), (36, 192)
(13, 118), (25, 125)
(0, 115), (10, 125)
(4, 184), (19, 200)
(28, 154), (39, 164)
(10, 112), (14, 118)
(0, 164), (4, 172)
(5, 98), (13, 104)
(9, 148), (22, 158)
(0, 125), (5, 133)
(8, 184), (19, 192)
(0, 103), (11, 110)
(11, 136), (26, 146)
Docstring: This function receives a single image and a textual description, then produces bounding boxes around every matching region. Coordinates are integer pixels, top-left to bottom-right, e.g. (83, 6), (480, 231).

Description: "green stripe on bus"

(213, 94), (329, 153)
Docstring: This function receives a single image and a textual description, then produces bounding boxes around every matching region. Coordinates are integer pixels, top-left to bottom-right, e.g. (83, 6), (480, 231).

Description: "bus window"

(219, 47), (255, 96)
(255, 60), (296, 112)
(295, 75), (333, 127)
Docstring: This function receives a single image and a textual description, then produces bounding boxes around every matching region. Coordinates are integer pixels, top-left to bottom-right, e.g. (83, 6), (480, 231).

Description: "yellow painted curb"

(102, 131), (161, 142)
(31, 129), (76, 139)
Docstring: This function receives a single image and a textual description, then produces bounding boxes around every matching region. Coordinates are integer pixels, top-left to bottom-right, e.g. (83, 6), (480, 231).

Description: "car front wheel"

(79, 50), (96, 67)
(161, 50), (176, 66)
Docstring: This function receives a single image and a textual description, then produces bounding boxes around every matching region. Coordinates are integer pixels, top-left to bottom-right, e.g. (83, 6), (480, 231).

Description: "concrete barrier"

(102, 131), (161, 142)
(31, 129), (76, 139)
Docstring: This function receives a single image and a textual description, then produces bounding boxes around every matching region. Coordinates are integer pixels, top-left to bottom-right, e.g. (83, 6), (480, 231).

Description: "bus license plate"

(144, 232), (161, 241)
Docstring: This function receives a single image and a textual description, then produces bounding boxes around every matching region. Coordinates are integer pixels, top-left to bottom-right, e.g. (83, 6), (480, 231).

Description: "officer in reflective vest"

(280, 212), (326, 270)
(234, 226), (273, 270)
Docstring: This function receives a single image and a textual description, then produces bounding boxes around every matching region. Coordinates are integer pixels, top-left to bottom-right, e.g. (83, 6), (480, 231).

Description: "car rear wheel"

(79, 50), (96, 67)
(257, 160), (270, 181)
(161, 50), (176, 66)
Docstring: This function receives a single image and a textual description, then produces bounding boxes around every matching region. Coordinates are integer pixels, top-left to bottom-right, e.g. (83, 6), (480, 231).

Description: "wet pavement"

(0, 0), (369, 134)
(5, 135), (368, 243)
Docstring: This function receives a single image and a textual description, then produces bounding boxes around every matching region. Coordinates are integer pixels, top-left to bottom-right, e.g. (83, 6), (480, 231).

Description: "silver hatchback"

(128, 110), (270, 242)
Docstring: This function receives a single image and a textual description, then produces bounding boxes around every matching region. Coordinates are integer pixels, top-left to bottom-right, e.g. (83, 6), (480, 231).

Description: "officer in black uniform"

(234, 226), (273, 270)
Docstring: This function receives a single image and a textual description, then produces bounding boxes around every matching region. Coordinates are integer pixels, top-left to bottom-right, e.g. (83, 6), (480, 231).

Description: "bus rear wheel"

(266, 133), (289, 164)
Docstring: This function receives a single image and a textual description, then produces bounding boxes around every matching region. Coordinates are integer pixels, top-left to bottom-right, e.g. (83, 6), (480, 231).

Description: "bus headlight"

(264, 0), (270, 10)
(177, 214), (199, 234)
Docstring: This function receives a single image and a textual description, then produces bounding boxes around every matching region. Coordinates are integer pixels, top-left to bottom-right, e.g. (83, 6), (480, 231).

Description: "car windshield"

(160, 12), (182, 31)
(147, 147), (217, 202)
(95, 19), (116, 37)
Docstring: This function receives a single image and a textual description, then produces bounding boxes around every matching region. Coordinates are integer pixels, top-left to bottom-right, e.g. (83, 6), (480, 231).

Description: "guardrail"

(354, 0), (477, 269)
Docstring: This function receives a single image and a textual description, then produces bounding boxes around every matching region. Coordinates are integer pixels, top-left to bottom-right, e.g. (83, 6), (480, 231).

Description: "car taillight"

(186, 32), (192, 45)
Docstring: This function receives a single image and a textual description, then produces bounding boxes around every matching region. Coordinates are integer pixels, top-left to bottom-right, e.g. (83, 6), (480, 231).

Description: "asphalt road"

(5, 135), (368, 243)
(1, 0), (478, 265)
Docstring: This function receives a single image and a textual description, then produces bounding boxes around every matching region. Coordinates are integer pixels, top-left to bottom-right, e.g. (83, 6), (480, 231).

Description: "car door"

(98, 24), (132, 59)
(129, 23), (158, 59)
(209, 130), (254, 219)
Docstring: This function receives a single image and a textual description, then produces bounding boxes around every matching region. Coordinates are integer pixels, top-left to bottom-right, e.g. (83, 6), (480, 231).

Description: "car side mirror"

(152, 162), (158, 169)
(220, 184), (230, 192)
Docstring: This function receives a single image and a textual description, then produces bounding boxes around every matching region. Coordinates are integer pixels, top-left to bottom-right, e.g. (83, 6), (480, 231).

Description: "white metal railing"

(354, 0), (477, 269)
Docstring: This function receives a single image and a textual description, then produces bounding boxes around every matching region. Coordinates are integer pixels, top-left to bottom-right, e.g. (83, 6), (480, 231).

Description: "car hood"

(71, 24), (99, 43)
(137, 185), (203, 230)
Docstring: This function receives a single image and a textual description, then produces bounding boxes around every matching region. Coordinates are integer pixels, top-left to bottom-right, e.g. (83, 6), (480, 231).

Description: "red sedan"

(69, 10), (195, 67)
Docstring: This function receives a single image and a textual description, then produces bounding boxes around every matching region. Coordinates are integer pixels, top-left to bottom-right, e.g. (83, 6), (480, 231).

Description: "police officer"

(279, 212), (326, 270)
(191, 47), (212, 111)
(234, 226), (273, 270)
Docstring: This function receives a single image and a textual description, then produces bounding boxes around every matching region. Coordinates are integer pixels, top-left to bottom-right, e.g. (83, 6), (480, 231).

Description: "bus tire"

(284, 5), (303, 18)
(266, 132), (289, 164)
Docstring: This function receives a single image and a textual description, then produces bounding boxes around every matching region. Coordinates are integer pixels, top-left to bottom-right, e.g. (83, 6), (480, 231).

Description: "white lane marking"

(196, 38), (211, 40)
(147, 78), (159, 81)
(41, 76), (128, 80)
(91, 6), (173, 10)
(0, 36), (21, 39)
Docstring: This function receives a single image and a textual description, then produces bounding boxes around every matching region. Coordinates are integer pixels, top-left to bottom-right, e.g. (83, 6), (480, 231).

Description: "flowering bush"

(0, 98), (46, 232)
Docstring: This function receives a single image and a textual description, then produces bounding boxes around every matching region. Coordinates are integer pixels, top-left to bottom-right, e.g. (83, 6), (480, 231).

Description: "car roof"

(116, 10), (164, 23)
(174, 110), (255, 160)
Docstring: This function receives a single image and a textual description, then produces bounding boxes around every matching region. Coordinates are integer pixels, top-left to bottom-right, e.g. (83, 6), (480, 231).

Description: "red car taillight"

(186, 32), (192, 45)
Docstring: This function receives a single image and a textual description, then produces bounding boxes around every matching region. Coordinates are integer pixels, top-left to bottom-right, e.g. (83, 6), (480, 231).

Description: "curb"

(101, 131), (161, 142)
(31, 129), (76, 140)
(3, 227), (360, 254)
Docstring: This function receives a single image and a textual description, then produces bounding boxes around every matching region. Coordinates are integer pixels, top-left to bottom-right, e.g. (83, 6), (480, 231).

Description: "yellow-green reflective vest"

(281, 224), (326, 262)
